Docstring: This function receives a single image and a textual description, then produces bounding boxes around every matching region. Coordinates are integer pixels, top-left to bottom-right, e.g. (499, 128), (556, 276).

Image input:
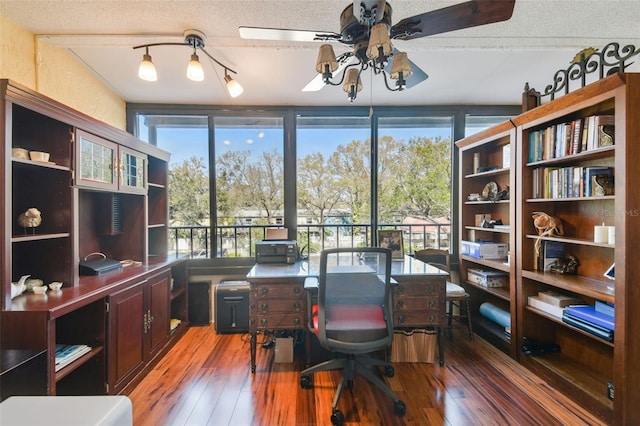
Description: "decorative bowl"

(49, 282), (63, 291)
(25, 278), (44, 291)
(12, 147), (29, 159)
(32, 285), (47, 294)
(29, 151), (50, 162)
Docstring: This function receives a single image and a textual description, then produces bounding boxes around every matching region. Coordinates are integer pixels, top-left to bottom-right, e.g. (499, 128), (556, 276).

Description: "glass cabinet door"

(75, 129), (118, 191)
(119, 147), (147, 193)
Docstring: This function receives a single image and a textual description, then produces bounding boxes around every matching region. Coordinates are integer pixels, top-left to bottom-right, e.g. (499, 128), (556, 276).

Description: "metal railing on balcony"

(169, 222), (451, 258)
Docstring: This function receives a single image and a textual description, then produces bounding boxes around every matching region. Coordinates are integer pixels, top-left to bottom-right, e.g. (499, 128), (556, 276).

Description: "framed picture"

(378, 230), (404, 259)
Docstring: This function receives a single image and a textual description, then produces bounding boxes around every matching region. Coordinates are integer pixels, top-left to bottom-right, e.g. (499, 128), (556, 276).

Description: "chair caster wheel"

(384, 365), (395, 377)
(331, 410), (345, 425)
(300, 375), (312, 389)
(394, 400), (406, 416)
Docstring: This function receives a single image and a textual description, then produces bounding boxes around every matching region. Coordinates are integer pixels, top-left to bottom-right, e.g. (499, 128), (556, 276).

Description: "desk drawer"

(253, 285), (304, 299)
(393, 282), (441, 298)
(394, 311), (441, 327)
(253, 299), (304, 313)
(253, 313), (305, 330)
(395, 297), (439, 312)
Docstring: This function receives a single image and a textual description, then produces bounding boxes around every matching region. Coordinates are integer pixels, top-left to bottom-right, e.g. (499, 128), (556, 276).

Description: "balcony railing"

(169, 222), (451, 258)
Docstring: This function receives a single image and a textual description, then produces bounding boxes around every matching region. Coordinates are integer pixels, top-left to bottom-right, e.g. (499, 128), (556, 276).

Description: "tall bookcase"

(458, 73), (639, 424)
(457, 121), (517, 358)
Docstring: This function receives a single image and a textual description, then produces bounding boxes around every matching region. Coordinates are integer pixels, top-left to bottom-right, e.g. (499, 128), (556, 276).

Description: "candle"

(594, 223), (608, 243)
(608, 226), (615, 245)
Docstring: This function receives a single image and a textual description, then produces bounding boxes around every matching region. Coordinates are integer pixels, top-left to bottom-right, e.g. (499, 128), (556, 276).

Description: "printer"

(255, 240), (298, 264)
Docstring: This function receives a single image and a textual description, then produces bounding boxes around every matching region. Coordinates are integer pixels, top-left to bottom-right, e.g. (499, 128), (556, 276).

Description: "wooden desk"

(246, 255), (448, 372)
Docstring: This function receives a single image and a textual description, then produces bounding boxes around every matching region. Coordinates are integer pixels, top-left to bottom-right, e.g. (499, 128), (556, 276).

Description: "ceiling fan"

(239, 0), (516, 101)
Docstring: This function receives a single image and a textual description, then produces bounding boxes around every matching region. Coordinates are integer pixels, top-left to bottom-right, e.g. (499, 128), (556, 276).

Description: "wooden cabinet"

(75, 129), (147, 194)
(456, 122), (517, 357)
(1, 80), (185, 398)
(392, 278), (445, 328)
(456, 73), (640, 424)
(513, 73), (640, 425)
(248, 277), (307, 372)
(107, 269), (170, 394)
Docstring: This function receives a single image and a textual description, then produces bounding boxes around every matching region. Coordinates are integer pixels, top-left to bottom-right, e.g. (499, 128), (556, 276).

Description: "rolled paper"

(608, 226), (615, 245)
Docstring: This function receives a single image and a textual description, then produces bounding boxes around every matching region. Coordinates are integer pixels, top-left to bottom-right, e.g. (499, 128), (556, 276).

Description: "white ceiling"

(1, 0), (639, 107)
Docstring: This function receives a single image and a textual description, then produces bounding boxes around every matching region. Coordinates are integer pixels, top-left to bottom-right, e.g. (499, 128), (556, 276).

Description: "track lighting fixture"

(133, 29), (243, 98)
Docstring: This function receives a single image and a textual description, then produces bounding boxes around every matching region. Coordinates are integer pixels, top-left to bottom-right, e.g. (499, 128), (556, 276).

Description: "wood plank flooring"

(128, 326), (607, 425)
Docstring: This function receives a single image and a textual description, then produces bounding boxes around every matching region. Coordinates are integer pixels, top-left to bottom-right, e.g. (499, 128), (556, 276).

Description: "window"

(214, 116), (284, 257)
(377, 116), (453, 252)
(296, 115), (371, 252)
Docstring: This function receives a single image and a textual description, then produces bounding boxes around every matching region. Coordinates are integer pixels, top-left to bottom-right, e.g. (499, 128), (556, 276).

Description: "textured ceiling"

(1, 0), (639, 106)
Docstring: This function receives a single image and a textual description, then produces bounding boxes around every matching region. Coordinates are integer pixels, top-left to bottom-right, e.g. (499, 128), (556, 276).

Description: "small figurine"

(18, 207), (42, 234)
(549, 254), (579, 275)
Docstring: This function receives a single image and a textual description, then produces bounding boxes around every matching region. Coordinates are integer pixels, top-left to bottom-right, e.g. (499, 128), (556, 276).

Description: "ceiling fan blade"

(239, 26), (341, 42)
(391, 0), (516, 40)
(384, 51), (429, 89)
(302, 55), (356, 92)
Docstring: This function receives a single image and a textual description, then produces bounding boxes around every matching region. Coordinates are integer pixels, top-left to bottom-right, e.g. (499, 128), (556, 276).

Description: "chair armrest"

(304, 276), (319, 291)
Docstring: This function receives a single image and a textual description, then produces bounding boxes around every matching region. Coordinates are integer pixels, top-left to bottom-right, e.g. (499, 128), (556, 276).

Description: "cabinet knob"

(428, 300), (436, 309)
(293, 318), (300, 326)
(293, 287), (301, 296)
(260, 318), (268, 327)
(260, 287), (269, 296)
(396, 300), (404, 309)
(293, 302), (300, 311)
(261, 303), (269, 312)
(397, 315), (405, 324)
(396, 286), (405, 295)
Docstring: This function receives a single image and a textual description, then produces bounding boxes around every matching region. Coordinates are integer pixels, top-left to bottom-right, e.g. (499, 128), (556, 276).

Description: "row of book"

(531, 166), (614, 199)
(55, 344), (92, 372)
(527, 115), (615, 163)
(527, 291), (614, 342)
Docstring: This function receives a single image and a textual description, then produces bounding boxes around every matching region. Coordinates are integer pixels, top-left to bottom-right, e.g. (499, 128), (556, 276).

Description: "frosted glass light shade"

(187, 53), (205, 81)
(138, 52), (157, 81)
(225, 75), (244, 98)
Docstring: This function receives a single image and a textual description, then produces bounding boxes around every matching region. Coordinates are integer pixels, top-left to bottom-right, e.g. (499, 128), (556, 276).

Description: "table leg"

(250, 332), (257, 373)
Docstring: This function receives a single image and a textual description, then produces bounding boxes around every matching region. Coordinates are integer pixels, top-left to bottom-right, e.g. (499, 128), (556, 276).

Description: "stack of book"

(55, 344), (92, 372)
(528, 290), (582, 318)
(562, 301), (615, 342)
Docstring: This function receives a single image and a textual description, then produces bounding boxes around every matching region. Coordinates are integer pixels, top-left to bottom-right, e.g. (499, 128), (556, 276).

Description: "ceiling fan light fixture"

(187, 51), (205, 81)
(138, 47), (157, 82)
(366, 22), (392, 61)
(225, 72), (244, 98)
(316, 44), (338, 81)
(343, 68), (362, 102)
(390, 51), (412, 89)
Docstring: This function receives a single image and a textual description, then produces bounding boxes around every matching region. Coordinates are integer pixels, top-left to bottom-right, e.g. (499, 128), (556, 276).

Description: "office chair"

(300, 247), (405, 425)
(414, 249), (473, 340)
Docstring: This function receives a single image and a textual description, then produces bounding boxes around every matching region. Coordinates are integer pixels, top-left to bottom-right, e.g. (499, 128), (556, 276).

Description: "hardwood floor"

(128, 326), (607, 426)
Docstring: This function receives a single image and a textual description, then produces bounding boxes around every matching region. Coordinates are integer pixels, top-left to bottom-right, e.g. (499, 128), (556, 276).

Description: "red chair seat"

(312, 304), (387, 342)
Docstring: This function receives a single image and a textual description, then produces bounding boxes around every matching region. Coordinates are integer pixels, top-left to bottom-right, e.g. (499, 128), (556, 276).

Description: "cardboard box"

(462, 241), (508, 259)
(468, 268), (508, 287)
(274, 337), (293, 363)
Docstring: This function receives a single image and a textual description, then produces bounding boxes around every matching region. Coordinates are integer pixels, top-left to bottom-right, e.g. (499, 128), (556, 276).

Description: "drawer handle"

(293, 317), (300, 326)
(293, 287), (301, 296)
(261, 287), (269, 296)
(261, 303), (269, 312)
(396, 300), (404, 309)
(428, 300), (436, 309)
(293, 302), (300, 311)
(395, 286), (404, 295)
(261, 318), (268, 327)
(397, 315), (405, 324)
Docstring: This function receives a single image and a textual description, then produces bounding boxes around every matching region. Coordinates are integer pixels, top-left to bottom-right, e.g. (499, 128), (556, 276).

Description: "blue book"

(562, 313), (614, 342)
(565, 305), (614, 331)
(595, 300), (614, 317)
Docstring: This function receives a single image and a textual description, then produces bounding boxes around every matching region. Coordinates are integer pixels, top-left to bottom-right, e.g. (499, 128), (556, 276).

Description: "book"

(562, 313), (614, 342)
(537, 291), (582, 307)
(528, 295), (564, 319)
(595, 300), (615, 317)
(55, 344), (92, 372)
(564, 305), (615, 331)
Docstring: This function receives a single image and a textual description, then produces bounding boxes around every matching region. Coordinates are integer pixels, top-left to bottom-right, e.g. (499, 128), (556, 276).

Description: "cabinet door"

(146, 271), (171, 360)
(119, 146), (147, 194)
(107, 281), (146, 394)
(75, 129), (118, 191)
